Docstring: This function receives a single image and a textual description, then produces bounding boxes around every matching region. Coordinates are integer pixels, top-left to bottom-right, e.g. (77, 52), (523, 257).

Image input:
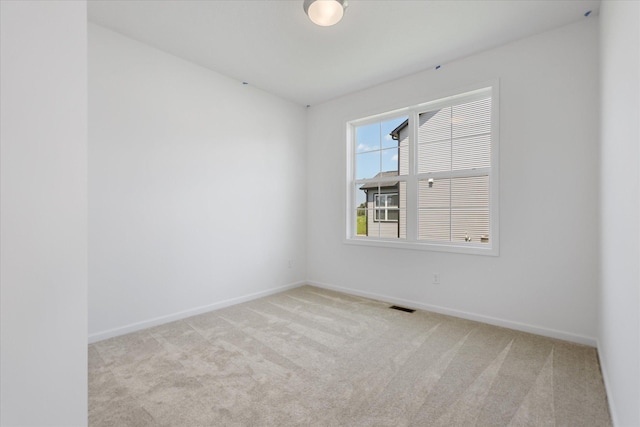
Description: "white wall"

(0, 1), (88, 425)
(599, 1), (640, 426)
(307, 19), (600, 345)
(88, 24), (307, 340)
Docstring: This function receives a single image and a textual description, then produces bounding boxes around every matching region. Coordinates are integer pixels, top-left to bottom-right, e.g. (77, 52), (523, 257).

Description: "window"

(374, 193), (399, 222)
(347, 85), (498, 255)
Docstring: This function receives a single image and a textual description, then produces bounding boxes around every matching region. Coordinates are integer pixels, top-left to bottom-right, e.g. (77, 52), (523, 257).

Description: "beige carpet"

(89, 285), (611, 426)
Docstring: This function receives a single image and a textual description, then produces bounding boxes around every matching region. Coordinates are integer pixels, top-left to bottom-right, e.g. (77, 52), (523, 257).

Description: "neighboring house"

(360, 111), (490, 243)
(360, 171), (400, 238)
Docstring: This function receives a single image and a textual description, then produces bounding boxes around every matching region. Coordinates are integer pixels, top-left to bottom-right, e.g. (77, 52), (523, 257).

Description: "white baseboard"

(88, 281), (306, 343)
(595, 340), (619, 427)
(89, 279), (597, 347)
(307, 280), (597, 347)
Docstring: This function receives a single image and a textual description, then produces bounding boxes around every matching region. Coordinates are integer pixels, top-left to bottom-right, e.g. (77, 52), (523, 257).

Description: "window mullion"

(405, 111), (418, 242)
(415, 168), (490, 180)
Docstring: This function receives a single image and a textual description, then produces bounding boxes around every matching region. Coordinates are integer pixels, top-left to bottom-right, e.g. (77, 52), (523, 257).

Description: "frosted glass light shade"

(304, 0), (346, 27)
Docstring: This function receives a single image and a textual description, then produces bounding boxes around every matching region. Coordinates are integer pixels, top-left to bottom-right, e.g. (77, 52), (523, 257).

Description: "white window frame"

(345, 83), (499, 256)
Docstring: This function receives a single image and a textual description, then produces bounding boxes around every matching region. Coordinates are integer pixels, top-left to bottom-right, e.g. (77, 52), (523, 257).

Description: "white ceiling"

(88, 0), (600, 106)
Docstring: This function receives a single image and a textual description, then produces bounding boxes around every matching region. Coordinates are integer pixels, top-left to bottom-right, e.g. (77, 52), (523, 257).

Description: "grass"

(357, 214), (367, 235)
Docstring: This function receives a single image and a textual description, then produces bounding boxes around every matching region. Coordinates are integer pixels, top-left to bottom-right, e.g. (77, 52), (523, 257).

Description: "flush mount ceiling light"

(303, 0), (348, 27)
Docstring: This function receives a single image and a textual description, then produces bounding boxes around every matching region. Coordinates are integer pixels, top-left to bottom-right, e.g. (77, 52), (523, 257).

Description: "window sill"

(344, 236), (499, 256)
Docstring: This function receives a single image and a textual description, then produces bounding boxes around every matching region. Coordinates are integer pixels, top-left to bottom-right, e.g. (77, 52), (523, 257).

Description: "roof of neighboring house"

(390, 119), (409, 140)
(359, 171), (399, 190)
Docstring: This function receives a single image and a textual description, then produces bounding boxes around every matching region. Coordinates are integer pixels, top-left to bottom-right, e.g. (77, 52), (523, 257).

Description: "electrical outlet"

(288, 259), (294, 269)
(433, 273), (440, 284)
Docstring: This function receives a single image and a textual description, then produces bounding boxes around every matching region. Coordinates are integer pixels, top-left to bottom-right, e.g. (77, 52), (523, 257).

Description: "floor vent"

(389, 305), (415, 313)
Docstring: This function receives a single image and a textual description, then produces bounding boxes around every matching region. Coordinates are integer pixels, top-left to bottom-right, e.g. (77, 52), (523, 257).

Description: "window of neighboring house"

(374, 193), (399, 222)
(347, 84), (499, 255)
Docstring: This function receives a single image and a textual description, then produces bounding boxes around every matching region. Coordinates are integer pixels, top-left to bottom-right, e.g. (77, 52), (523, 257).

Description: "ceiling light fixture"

(303, 0), (347, 27)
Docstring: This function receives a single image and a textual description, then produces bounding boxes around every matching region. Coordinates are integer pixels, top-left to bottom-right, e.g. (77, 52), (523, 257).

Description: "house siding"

(395, 107), (490, 244)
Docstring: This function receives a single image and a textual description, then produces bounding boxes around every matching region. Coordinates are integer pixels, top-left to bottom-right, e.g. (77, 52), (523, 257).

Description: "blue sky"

(355, 116), (407, 180)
